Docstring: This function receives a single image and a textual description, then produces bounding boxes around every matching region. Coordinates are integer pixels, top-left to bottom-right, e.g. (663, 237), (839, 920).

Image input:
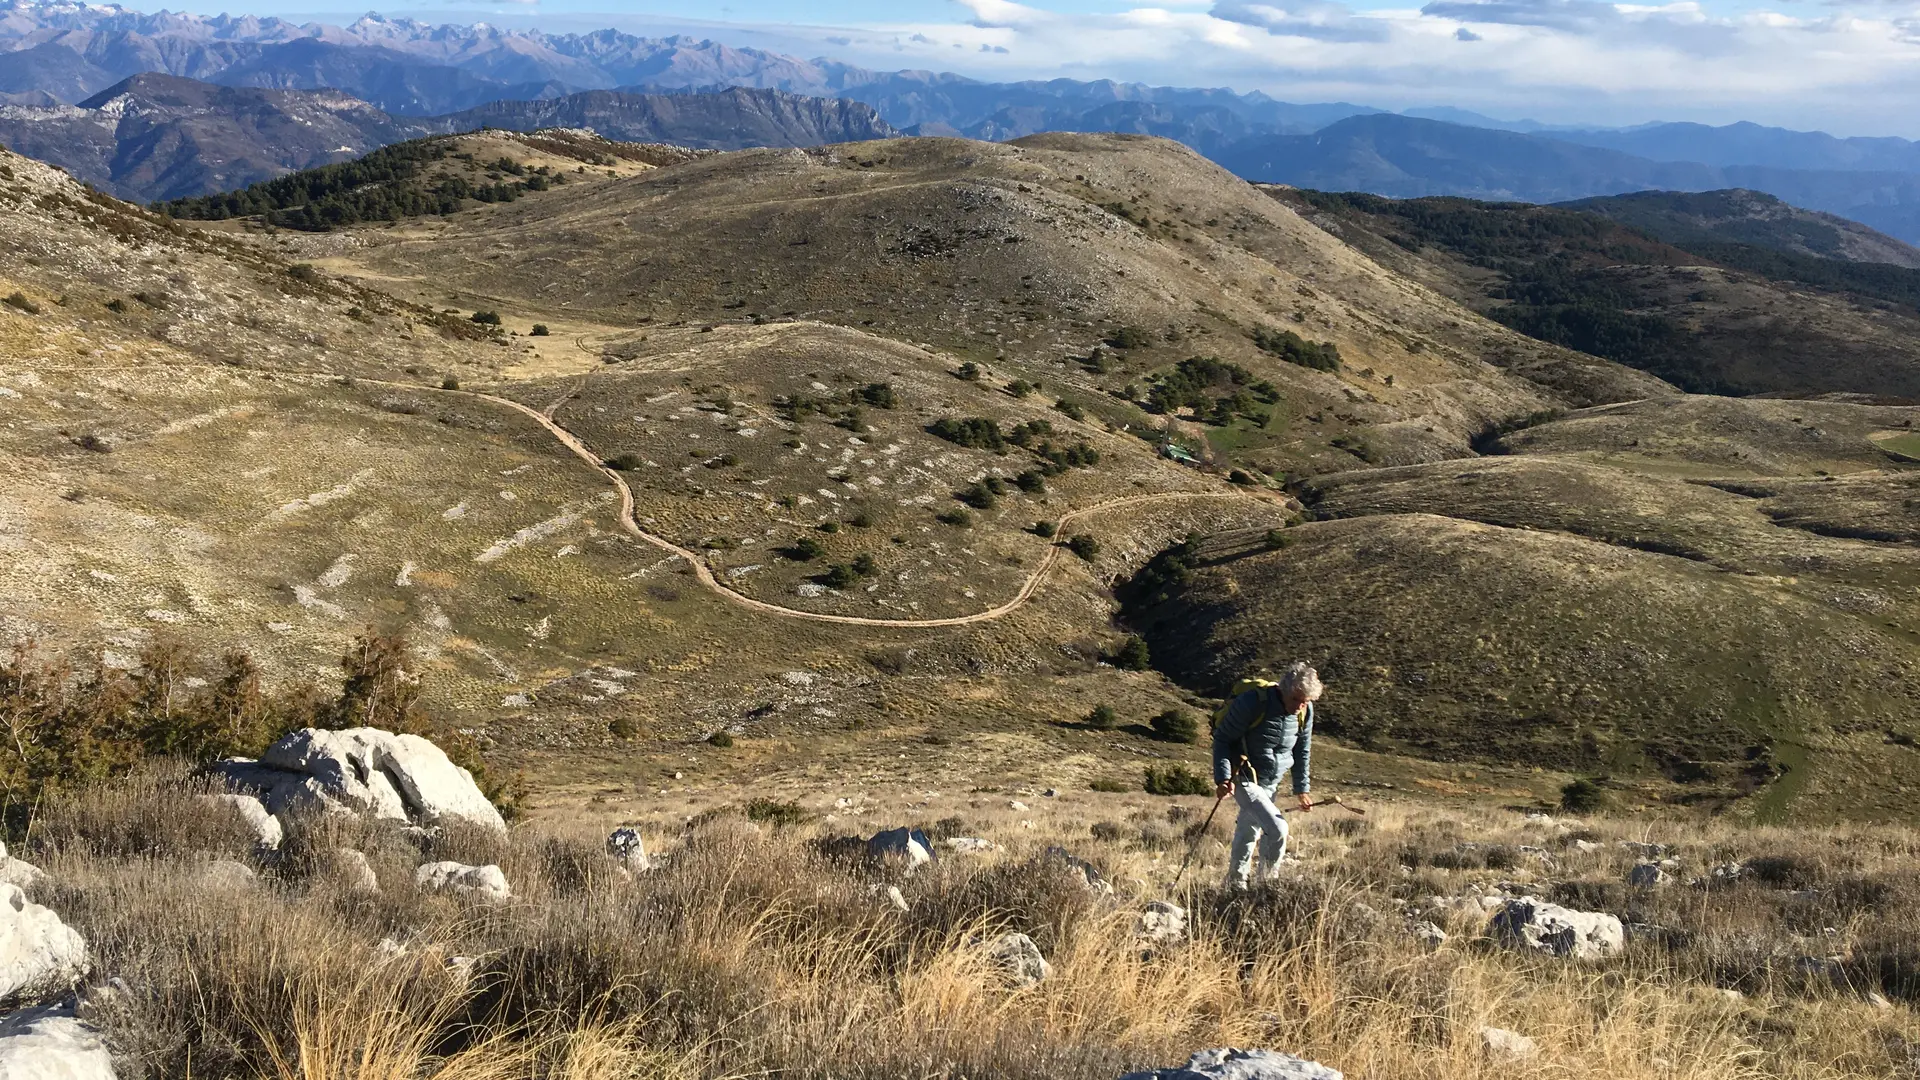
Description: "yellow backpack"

(1211, 677), (1281, 732)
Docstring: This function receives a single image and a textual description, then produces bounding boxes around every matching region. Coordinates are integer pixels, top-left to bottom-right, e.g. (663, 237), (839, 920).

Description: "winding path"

(13, 360), (1276, 629)
(467, 387), (1268, 628)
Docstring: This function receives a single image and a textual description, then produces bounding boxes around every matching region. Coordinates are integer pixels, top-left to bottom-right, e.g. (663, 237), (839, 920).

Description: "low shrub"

(1151, 709), (1202, 744)
(1144, 764), (1212, 796)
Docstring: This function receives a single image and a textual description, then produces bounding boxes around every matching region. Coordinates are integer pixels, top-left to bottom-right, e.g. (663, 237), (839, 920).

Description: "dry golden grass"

(20, 768), (1920, 1078)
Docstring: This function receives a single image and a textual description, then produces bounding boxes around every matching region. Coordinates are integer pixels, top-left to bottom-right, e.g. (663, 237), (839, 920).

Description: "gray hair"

(1277, 661), (1323, 702)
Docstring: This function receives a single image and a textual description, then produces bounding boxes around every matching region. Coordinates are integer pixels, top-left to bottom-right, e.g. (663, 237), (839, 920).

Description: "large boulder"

(0, 884), (88, 1006)
(0, 1003), (115, 1078)
(213, 727), (505, 832)
(1487, 897), (1624, 960)
(414, 861), (510, 904)
(1119, 1048), (1343, 1080)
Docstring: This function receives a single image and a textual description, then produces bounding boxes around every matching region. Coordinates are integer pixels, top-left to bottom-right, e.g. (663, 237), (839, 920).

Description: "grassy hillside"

(1271, 189), (1920, 398)
(322, 133), (1669, 481)
(158, 129), (700, 230)
(1561, 188), (1920, 269)
(1122, 393), (1920, 819)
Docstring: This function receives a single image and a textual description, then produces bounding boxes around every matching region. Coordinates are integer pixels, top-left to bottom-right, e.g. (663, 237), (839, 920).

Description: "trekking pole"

(1172, 791), (1227, 886)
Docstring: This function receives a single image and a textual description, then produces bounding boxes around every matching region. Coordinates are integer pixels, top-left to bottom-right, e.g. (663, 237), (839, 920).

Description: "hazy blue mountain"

(1218, 113), (1920, 244)
(1215, 114), (1722, 201)
(1553, 121), (1920, 173)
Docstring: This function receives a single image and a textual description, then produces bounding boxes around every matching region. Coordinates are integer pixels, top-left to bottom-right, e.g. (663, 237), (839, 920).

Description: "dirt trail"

(10, 360), (1268, 629)
(468, 387), (1258, 628)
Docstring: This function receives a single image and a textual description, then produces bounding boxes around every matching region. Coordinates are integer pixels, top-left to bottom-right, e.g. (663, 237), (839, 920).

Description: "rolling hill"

(1268, 188), (1920, 398)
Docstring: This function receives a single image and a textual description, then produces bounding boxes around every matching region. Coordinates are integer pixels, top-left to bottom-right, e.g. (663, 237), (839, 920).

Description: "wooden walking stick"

(1172, 790), (1227, 886)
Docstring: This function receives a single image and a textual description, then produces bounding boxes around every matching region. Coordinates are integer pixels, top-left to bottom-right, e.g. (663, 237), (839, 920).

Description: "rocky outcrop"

(214, 727), (505, 832)
(0, 884), (88, 1006)
(1118, 1048), (1343, 1080)
(1487, 897), (1624, 960)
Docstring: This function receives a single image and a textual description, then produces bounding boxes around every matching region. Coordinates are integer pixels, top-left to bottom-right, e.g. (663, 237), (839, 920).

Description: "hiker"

(1211, 661), (1321, 889)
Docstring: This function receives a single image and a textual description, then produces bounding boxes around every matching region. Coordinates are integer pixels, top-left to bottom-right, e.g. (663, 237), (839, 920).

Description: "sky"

(228, 0), (1920, 134)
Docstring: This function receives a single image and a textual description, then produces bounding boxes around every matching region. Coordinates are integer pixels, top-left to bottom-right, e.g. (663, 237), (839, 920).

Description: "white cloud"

(765, 0), (1920, 132)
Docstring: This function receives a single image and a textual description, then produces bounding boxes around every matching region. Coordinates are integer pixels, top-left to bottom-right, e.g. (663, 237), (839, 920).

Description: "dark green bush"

(1252, 327), (1342, 372)
(1151, 709), (1202, 744)
(1111, 636), (1152, 671)
(1066, 535), (1101, 561)
(1085, 705), (1118, 730)
(1144, 765), (1212, 796)
(707, 731), (735, 748)
(470, 310), (501, 326)
(929, 417), (1005, 450)
(1561, 777), (1607, 813)
(784, 537), (827, 561)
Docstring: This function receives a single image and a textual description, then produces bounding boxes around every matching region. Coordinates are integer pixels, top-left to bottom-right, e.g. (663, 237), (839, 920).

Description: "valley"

(2, 125), (1916, 827)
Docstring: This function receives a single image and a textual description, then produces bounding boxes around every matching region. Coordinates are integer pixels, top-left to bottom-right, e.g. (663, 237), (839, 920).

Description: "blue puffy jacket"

(1210, 685), (1313, 795)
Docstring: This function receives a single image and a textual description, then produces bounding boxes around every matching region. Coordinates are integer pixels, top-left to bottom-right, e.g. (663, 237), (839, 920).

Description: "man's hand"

(1214, 781), (1234, 799)
(1295, 792), (1314, 812)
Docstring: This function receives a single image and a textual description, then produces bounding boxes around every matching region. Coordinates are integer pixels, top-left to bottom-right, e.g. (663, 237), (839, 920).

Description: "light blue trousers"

(1226, 781), (1290, 889)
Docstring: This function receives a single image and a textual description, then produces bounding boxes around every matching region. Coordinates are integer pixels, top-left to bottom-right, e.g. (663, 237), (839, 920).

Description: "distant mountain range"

(7, 1), (1920, 242)
(1223, 115), (1920, 245)
(0, 72), (894, 201)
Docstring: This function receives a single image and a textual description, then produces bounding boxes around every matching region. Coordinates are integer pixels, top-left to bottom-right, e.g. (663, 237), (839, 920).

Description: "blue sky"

(219, 0), (1920, 134)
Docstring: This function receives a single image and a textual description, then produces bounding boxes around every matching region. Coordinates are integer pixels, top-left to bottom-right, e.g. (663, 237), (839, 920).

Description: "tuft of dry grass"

(19, 773), (1920, 1078)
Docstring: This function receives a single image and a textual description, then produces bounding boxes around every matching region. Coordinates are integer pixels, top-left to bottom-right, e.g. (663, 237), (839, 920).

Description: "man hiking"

(1211, 661), (1321, 889)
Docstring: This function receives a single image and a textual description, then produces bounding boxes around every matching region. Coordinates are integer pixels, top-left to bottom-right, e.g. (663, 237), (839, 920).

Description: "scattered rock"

(1487, 896), (1624, 960)
(1009, 800), (1030, 812)
(213, 727), (505, 832)
(0, 1003), (115, 1078)
(607, 827), (651, 873)
(445, 955), (479, 984)
(882, 885), (910, 913)
(1043, 788), (1059, 798)
(1572, 839), (1600, 854)
(198, 860), (257, 890)
(1629, 863), (1669, 888)
(945, 837), (996, 854)
(1479, 1026), (1538, 1059)
(1868, 991), (1895, 1010)
(1117, 1047), (1343, 1080)
(867, 827), (935, 868)
(0, 883), (88, 1006)
(986, 931), (1050, 987)
(1044, 846), (1112, 895)
(1619, 841), (1667, 860)
(1410, 921), (1448, 948)
(203, 793), (284, 850)
(1138, 901), (1187, 944)
(414, 861), (510, 904)
(321, 849), (380, 895)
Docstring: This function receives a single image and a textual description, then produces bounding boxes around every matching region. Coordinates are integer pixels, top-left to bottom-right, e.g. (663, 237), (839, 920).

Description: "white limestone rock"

(414, 861), (510, 904)
(0, 884), (88, 1006)
(0, 1003), (116, 1079)
(1117, 1047), (1343, 1080)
